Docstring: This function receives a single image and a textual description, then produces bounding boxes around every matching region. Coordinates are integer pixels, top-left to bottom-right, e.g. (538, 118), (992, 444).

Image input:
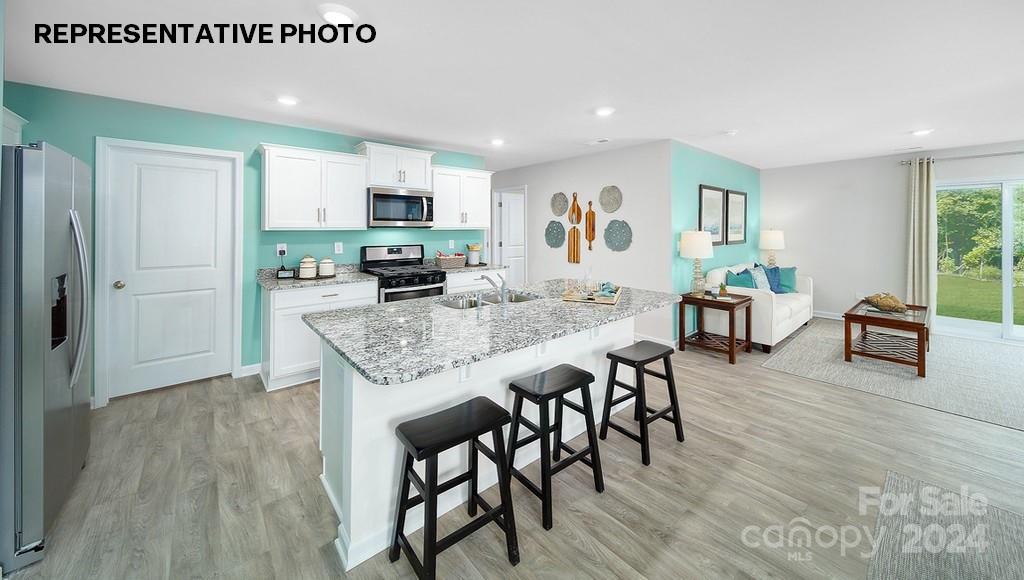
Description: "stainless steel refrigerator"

(1, 143), (92, 574)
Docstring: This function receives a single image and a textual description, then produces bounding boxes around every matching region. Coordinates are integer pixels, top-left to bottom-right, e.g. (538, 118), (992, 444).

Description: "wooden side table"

(678, 292), (753, 364)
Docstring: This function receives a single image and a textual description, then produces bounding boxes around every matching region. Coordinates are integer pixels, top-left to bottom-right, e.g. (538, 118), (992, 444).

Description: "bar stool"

(389, 396), (520, 580)
(599, 341), (685, 466)
(507, 364), (604, 530)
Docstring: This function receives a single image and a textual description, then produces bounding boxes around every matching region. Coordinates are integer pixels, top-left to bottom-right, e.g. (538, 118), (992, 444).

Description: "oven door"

(380, 282), (446, 303)
(369, 188), (433, 228)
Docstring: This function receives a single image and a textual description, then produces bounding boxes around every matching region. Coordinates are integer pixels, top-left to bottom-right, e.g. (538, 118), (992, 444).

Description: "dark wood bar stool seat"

(599, 341), (685, 466)
(507, 364), (604, 530)
(389, 396), (520, 580)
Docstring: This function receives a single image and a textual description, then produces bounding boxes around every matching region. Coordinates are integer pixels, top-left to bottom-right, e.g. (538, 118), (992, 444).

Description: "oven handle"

(379, 281), (447, 302)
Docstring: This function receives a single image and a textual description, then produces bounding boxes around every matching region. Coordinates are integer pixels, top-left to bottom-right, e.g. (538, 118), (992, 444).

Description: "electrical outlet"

(448, 240), (455, 250)
(276, 243), (287, 257)
(334, 242), (344, 254)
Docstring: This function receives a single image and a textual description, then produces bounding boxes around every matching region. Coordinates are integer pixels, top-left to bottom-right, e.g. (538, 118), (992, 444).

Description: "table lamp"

(679, 231), (714, 296)
(760, 229), (785, 267)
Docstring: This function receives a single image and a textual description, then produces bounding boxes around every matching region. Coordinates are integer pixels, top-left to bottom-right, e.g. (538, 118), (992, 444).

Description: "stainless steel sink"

(482, 292), (540, 304)
(439, 296), (488, 309)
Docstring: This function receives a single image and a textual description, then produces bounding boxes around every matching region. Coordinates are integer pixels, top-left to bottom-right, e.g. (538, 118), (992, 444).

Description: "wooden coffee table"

(678, 292), (753, 364)
(843, 300), (929, 377)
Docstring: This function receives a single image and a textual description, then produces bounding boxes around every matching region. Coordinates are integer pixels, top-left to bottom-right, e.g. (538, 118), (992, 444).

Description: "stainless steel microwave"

(368, 187), (433, 228)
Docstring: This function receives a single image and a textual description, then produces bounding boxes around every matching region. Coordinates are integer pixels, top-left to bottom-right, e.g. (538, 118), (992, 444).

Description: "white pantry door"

(497, 188), (527, 286)
(104, 144), (237, 397)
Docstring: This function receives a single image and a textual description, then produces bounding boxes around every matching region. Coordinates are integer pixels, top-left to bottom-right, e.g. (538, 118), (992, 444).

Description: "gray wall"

(762, 140), (1024, 316)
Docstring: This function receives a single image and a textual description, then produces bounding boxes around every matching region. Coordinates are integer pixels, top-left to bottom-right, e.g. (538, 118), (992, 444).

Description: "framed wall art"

(698, 185), (726, 246)
(726, 190), (747, 245)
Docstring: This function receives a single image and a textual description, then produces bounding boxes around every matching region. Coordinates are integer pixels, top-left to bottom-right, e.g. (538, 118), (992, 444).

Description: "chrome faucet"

(479, 273), (508, 304)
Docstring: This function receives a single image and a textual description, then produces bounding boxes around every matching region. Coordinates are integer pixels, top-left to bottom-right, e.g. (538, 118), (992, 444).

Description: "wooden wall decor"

(567, 192), (582, 263)
(585, 201), (596, 250)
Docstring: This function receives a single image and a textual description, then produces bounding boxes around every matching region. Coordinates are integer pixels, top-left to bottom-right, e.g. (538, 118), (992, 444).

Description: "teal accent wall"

(670, 140), (761, 338)
(4, 82), (486, 366)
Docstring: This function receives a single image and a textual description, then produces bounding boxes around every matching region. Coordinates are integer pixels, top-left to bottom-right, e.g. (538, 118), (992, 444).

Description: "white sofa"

(700, 263), (814, 353)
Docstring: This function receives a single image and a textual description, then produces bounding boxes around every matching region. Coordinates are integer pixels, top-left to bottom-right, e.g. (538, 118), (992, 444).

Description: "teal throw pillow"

(778, 267), (798, 293)
(725, 270), (756, 288)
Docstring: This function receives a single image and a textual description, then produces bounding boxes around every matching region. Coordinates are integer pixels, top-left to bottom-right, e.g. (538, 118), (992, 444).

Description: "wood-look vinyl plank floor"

(10, 332), (1024, 579)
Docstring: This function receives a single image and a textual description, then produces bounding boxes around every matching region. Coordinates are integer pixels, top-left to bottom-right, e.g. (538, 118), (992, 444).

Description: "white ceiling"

(7, 0), (1024, 170)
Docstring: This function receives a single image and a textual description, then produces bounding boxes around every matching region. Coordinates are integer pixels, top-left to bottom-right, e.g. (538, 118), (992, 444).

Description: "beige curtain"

(906, 157), (937, 325)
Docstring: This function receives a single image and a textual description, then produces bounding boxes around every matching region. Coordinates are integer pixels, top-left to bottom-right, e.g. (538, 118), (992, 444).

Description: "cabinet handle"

(317, 208), (321, 222)
(323, 207), (327, 222)
(321, 293), (339, 298)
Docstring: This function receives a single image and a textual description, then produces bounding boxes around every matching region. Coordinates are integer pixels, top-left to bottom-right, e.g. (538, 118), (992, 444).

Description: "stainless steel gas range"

(360, 245), (447, 303)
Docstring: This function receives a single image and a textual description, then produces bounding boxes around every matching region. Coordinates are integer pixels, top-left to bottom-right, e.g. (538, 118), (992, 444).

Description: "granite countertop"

(302, 279), (680, 385)
(257, 266), (377, 291)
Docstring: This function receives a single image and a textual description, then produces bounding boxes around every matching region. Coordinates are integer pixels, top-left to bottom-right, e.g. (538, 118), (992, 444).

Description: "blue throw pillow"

(725, 270), (756, 288)
(756, 262), (784, 293)
(748, 266), (772, 291)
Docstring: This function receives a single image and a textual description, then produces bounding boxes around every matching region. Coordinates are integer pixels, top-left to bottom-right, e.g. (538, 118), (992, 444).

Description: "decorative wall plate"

(545, 220), (566, 248)
(599, 185), (623, 213)
(550, 192), (569, 216)
(604, 219), (632, 251)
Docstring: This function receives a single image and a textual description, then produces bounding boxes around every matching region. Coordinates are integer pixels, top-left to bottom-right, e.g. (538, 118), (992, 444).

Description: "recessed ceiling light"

(894, 145), (923, 151)
(723, 129), (739, 137)
(585, 138), (611, 146)
(490, 138), (505, 146)
(319, 3), (358, 25)
(594, 106), (616, 117)
(911, 128), (934, 136)
(277, 95), (299, 106)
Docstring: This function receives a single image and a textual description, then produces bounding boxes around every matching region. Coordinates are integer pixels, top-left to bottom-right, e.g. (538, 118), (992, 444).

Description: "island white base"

(319, 317), (640, 571)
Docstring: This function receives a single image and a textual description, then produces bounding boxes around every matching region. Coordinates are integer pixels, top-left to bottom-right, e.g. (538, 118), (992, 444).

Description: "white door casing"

(95, 138), (243, 406)
(494, 186), (527, 286)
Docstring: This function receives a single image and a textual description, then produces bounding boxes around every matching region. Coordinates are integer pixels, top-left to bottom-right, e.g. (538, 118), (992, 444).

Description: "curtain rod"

(899, 150), (1024, 165)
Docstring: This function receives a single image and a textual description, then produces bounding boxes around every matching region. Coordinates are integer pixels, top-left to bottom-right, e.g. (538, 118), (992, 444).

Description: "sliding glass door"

(936, 180), (1023, 339)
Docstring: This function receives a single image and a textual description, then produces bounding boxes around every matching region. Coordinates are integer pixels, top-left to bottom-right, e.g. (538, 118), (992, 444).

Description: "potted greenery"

(718, 282), (728, 298)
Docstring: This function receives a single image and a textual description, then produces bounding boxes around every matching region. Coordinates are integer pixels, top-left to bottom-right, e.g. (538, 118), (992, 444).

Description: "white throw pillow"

(749, 266), (772, 291)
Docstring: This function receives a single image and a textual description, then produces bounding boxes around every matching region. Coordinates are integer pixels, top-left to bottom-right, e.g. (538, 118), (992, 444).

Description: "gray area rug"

(868, 471), (1024, 579)
(763, 319), (1024, 431)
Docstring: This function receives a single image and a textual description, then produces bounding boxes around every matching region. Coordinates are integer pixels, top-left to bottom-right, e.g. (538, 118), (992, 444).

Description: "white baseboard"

(813, 310), (843, 321)
(232, 364), (261, 378)
(634, 333), (676, 348)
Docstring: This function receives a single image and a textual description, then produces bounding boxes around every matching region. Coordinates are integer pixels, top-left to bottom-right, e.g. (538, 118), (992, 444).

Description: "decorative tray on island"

(562, 285), (622, 305)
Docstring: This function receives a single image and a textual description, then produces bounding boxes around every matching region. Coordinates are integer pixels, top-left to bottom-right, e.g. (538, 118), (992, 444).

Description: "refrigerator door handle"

(70, 209), (91, 388)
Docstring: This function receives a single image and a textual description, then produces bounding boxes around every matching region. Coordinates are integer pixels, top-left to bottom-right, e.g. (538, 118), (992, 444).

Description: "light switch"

(449, 240), (455, 249)
(334, 242), (344, 254)
(276, 243), (288, 256)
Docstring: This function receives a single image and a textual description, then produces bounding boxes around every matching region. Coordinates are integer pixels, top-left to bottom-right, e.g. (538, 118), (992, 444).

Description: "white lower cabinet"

(446, 269), (507, 294)
(260, 282), (377, 391)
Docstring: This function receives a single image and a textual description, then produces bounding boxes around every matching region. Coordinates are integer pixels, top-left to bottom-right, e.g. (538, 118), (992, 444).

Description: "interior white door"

(461, 172), (492, 228)
(106, 146), (235, 397)
(498, 189), (527, 286)
(322, 153), (367, 229)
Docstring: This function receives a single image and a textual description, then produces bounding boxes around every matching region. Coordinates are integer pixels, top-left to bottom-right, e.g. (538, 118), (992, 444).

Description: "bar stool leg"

(579, 385), (604, 493)
(538, 400), (554, 530)
(599, 360), (618, 440)
(506, 394), (524, 468)
(421, 457), (439, 579)
(467, 436), (479, 516)
(633, 364), (644, 422)
(388, 453), (414, 562)
(635, 365), (651, 466)
(552, 395), (564, 461)
(491, 427), (521, 565)
(663, 356), (685, 442)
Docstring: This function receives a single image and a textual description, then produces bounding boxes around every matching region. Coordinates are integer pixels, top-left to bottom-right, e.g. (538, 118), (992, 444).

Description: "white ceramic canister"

(298, 255), (318, 279)
(318, 257), (336, 277)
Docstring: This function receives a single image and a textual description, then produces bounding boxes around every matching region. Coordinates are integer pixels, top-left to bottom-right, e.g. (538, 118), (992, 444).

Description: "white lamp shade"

(760, 229), (785, 250)
(679, 231), (713, 259)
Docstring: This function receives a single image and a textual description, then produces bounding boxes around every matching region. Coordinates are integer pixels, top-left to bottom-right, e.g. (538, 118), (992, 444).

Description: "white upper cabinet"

(322, 153), (367, 229)
(431, 166), (494, 229)
(357, 142), (434, 190)
(260, 144), (367, 230)
(2, 108), (28, 145)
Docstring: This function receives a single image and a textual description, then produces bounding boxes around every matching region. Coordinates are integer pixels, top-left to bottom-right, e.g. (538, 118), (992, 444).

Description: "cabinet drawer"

(272, 282), (378, 309)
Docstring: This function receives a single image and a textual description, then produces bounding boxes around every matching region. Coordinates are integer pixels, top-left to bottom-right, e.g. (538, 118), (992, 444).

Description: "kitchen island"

(303, 280), (680, 570)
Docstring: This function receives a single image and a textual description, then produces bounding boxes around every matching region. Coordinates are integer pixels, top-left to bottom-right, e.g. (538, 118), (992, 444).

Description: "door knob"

(113, 280), (126, 289)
